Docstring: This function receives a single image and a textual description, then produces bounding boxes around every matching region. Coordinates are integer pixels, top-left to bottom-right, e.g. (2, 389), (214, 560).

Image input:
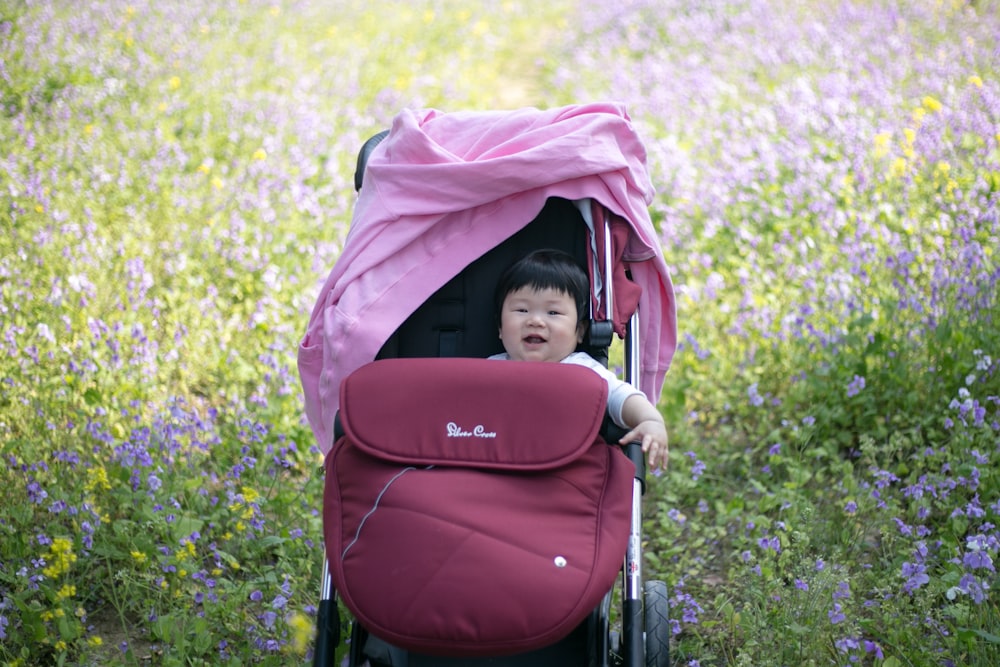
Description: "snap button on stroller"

(298, 104), (677, 667)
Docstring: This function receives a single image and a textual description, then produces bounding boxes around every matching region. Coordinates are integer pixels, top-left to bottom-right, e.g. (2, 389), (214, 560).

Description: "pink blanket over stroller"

(299, 103), (677, 454)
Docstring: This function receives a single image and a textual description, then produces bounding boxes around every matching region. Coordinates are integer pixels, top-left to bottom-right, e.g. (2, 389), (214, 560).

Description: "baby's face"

(498, 286), (583, 363)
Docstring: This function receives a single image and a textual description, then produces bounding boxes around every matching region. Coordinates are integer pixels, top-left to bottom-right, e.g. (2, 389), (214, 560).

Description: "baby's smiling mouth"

(524, 335), (546, 344)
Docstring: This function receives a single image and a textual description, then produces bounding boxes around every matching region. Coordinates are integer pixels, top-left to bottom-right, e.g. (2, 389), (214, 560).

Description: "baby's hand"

(619, 419), (669, 469)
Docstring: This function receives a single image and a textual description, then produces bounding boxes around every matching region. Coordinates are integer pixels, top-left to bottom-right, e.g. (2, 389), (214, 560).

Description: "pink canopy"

(298, 103), (677, 454)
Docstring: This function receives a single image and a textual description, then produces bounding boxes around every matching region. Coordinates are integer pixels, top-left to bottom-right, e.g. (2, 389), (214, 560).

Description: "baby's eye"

(548, 310), (563, 316)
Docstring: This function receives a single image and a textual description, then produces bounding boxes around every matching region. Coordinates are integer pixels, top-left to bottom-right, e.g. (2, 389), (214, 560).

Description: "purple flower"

(758, 536), (781, 553)
(963, 535), (995, 571)
(864, 641), (884, 658)
(828, 603), (846, 624)
(794, 578), (809, 591)
(685, 451), (706, 480)
(846, 375), (866, 397)
(901, 562), (929, 594)
(958, 574), (987, 604)
(748, 383), (765, 407)
(833, 580), (851, 600)
(835, 636), (860, 652)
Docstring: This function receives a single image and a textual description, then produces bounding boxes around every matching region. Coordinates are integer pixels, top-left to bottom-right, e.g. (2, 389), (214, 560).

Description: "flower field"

(1, 1), (998, 665)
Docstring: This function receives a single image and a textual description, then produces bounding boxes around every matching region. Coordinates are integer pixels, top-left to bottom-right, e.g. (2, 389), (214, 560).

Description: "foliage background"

(1, 1), (998, 665)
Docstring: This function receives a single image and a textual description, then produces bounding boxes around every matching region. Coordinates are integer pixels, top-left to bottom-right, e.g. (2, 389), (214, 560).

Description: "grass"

(2, 1), (998, 665)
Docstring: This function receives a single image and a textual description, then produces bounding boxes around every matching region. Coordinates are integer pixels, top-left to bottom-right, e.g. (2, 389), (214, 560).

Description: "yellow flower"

(43, 538), (77, 579)
(169, 76), (181, 90)
(88, 636), (104, 647)
(252, 148), (267, 161)
(241, 486), (260, 503)
(922, 95), (942, 112)
(968, 74), (983, 88)
(130, 550), (147, 564)
(56, 584), (77, 600)
(287, 611), (313, 655)
(888, 157), (908, 180)
(902, 127), (917, 159)
(873, 131), (891, 158)
(85, 465), (111, 492)
(54, 641), (67, 652)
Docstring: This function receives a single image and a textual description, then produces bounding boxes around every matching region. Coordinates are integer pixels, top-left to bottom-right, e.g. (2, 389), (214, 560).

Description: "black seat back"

(377, 197), (608, 366)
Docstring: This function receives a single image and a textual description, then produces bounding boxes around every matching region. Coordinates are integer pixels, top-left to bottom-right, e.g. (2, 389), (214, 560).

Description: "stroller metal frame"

(310, 130), (670, 667)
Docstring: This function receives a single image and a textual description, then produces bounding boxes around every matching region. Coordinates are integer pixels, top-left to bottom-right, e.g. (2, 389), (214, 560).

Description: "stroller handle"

(354, 130), (390, 192)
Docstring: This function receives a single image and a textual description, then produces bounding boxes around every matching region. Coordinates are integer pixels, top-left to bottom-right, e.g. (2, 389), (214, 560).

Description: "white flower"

(35, 323), (55, 343)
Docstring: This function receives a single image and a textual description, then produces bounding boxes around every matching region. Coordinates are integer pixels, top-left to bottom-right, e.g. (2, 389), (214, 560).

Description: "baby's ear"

(576, 322), (586, 343)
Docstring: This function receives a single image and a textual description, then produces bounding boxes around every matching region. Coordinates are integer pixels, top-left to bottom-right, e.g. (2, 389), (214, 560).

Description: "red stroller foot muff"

(323, 357), (635, 657)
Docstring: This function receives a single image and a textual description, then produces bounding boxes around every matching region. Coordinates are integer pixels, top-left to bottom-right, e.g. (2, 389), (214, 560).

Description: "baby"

(489, 249), (668, 469)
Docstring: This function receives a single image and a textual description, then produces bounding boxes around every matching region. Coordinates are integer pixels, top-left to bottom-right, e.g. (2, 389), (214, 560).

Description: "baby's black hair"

(494, 249), (590, 326)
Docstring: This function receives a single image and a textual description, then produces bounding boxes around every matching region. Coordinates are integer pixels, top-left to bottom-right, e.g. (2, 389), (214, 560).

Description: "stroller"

(298, 104), (677, 667)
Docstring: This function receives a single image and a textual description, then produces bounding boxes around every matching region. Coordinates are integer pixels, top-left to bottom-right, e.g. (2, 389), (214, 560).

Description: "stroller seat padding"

(339, 357), (609, 470)
(324, 358), (635, 657)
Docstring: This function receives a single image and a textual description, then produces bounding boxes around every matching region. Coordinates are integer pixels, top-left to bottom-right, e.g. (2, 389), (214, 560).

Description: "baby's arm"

(618, 394), (669, 469)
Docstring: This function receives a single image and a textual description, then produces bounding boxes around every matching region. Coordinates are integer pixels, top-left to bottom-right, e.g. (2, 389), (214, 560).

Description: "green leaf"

(170, 516), (205, 542)
(961, 627), (1000, 644)
(788, 621), (810, 635)
(258, 535), (287, 549)
(83, 387), (102, 405)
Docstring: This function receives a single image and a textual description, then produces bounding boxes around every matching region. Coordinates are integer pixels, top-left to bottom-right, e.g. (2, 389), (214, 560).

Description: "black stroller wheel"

(644, 580), (670, 667)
